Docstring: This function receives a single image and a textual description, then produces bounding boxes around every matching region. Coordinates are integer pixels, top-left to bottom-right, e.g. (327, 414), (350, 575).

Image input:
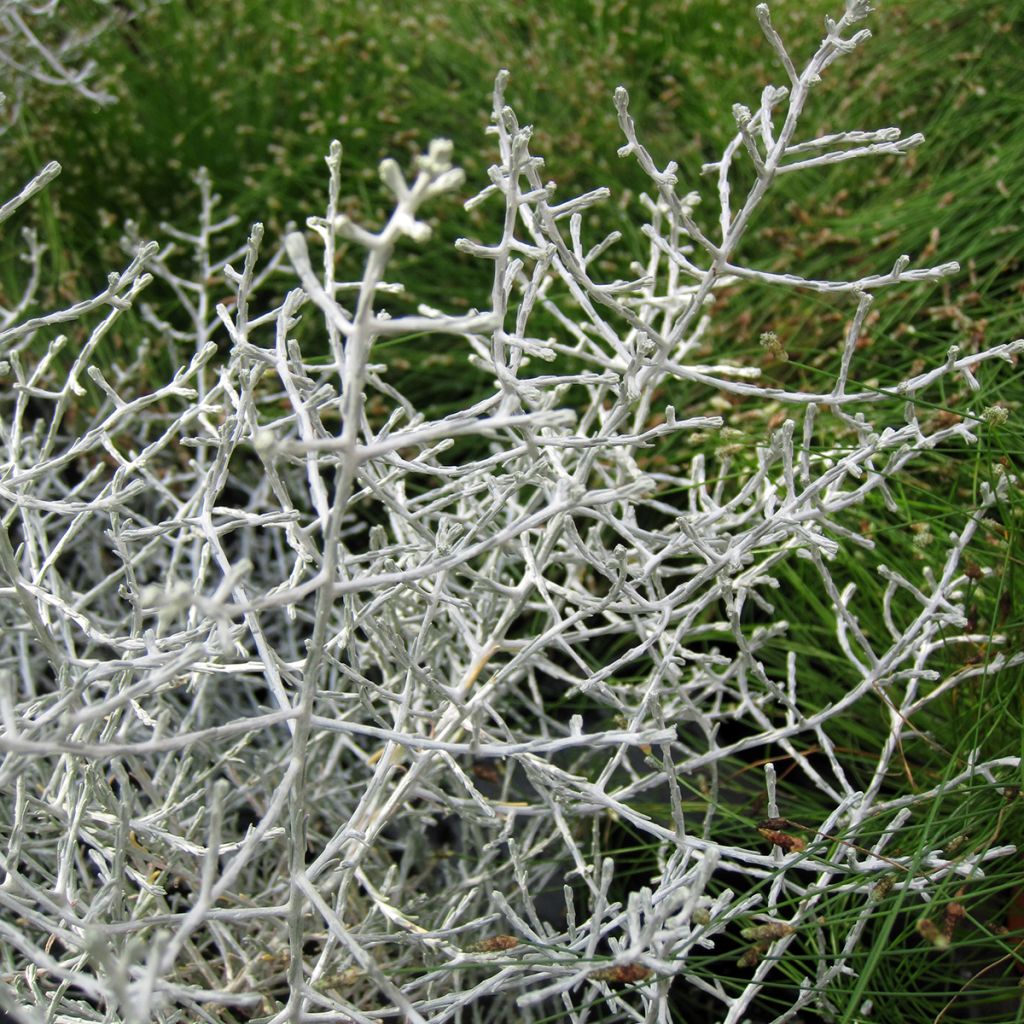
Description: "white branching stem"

(0, 0), (127, 132)
(0, 4), (1020, 1024)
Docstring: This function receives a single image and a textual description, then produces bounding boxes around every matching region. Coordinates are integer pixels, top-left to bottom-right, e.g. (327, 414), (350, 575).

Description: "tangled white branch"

(0, 2), (1020, 1022)
(0, 0), (136, 131)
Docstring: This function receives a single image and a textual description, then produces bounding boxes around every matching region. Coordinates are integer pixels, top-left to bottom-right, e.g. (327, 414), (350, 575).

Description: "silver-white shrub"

(1, 2), (1021, 1022)
(0, 0), (133, 131)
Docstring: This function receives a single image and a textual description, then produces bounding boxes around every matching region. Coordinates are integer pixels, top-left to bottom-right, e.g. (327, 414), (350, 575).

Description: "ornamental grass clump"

(0, 2), (1021, 1022)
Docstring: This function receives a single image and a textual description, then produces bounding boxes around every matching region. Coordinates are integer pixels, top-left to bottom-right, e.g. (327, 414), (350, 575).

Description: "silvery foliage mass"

(0, 1), (1020, 1022)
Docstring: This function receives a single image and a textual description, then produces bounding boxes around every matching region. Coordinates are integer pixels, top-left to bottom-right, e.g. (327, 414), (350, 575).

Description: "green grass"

(1, 1), (1022, 1021)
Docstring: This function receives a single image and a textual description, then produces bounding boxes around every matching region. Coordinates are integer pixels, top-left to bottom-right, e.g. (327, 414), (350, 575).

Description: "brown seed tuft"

(740, 922), (795, 941)
(589, 963), (652, 984)
(737, 943), (769, 968)
(467, 934), (519, 953)
(758, 827), (806, 853)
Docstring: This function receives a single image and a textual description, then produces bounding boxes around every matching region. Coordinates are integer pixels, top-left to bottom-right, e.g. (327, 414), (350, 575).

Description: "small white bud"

(254, 428), (277, 454)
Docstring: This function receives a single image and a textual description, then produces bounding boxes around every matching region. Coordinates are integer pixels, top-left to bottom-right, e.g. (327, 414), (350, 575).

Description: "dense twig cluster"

(1, 2), (1020, 1022)
(0, 0), (138, 131)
